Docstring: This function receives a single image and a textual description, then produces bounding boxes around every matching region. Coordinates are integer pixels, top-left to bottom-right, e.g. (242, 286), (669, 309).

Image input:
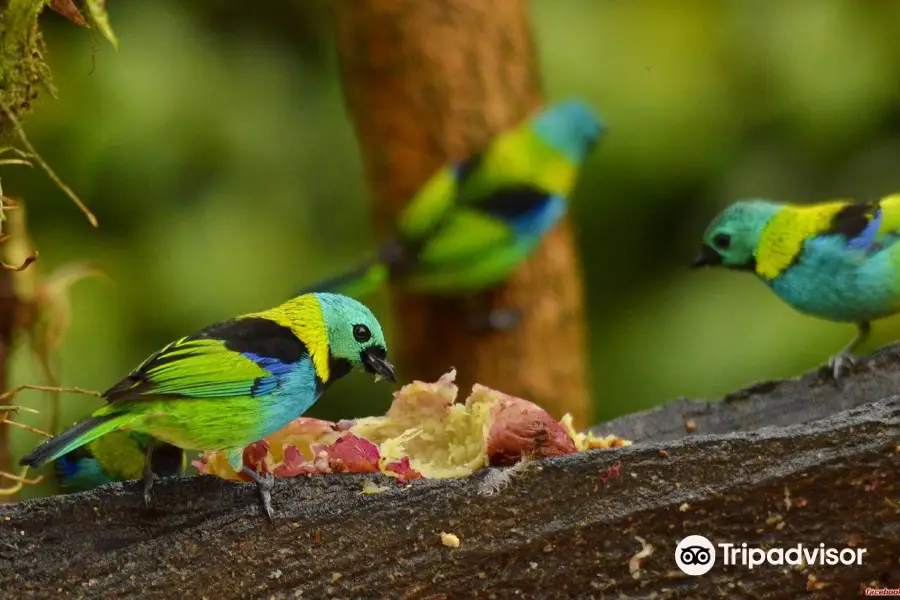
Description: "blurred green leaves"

(49, 0), (119, 50)
(85, 0), (118, 51)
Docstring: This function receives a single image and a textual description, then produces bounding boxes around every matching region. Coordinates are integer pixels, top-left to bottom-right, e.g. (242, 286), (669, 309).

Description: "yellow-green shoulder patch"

(461, 130), (576, 201)
(876, 193), (900, 236)
(755, 201), (847, 280)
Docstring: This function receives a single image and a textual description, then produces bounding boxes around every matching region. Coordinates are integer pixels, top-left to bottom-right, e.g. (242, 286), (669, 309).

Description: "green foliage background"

(7, 0), (900, 498)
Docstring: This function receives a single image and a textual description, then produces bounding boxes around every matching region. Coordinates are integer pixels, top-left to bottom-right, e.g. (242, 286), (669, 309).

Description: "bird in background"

(692, 193), (900, 379)
(21, 292), (395, 520)
(297, 98), (606, 330)
(56, 431), (185, 493)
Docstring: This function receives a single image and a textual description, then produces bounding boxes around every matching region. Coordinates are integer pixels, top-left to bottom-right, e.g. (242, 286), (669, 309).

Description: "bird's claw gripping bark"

(461, 291), (523, 334)
(141, 468), (157, 508)
(826, 321), (869, 382)
(257, 474), (275, 522)
(487, 308), (522, 331)
(242, 466), (276, 522)
(827, 351), (857, 381)
(467, 307), (522, 333)
(142, 439), (157, 508)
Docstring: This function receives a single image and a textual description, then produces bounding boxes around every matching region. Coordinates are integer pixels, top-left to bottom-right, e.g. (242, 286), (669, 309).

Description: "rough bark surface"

(334, 0), (592, 428)
(3, 344), (900, 599)
(593, 343), (900, 443)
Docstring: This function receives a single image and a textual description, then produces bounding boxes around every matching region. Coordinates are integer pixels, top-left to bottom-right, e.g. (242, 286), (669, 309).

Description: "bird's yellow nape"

(244, 295), (332, 382)
(756, 201), (848, 280)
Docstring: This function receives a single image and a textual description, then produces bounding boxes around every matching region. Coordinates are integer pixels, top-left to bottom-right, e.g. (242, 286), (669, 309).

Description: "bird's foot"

(467, 308), (522, 333)
(256, 474), (276, 522)
(827, 351), (857, 381)
(141, 467), (157, 509)
(241, 466), (275, 522)
(488, 308), (522, 331)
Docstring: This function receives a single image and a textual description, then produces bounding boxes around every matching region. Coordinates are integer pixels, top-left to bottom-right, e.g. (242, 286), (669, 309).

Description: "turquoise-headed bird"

(56, 432), (185, 493)
(21, 292), (394, 519)
(692, 193), (900, 379)
(299, 99), (605, 329)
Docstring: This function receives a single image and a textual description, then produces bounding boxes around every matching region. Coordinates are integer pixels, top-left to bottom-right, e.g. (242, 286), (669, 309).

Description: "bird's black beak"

(691, 244), (722, 269)
(361, 346), (396, 383)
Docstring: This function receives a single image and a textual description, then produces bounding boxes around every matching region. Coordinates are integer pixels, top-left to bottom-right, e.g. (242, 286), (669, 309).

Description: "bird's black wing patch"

(474, 186), (552, 220)
(102, 317), (308, 401)
(185, 317), (308, 364)
(825, 201), (879, 239)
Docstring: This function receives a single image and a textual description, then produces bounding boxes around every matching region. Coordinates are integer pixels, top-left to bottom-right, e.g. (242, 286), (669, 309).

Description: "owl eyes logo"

(680, 546), (712, 565)
(675, 535), (716, 576)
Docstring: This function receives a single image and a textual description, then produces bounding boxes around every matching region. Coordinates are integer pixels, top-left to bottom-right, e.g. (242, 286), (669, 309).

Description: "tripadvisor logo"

(675, 535), (867, 575)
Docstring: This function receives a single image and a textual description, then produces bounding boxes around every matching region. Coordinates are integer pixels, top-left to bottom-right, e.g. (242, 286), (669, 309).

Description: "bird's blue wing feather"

(243, 353), (295, 396)
(845, 207), (883, 251)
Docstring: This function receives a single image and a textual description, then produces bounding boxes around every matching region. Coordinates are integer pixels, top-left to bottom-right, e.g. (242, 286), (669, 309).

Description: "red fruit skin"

(312, 434), (381, 474)
(273, 446), (324, 477)
(238, 440), (274, 480)
(483, 390), (577, 467)
(385, 457), (423, 483)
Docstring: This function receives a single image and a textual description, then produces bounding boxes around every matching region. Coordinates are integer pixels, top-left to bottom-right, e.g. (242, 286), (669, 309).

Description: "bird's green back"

(397, 119), (574, 244)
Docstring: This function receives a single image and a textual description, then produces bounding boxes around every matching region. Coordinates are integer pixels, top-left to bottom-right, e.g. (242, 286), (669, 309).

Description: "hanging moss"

(0, 0), (54, 142)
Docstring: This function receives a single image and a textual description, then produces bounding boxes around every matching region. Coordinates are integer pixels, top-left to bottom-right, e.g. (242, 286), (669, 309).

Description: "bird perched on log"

(297, 98), (606, 330)
(692, 193), (900, 379)
(21, 292), (394, 519)
(55, 432), (185, 493)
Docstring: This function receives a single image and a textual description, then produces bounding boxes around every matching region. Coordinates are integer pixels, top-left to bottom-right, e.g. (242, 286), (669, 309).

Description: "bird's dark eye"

(713, 233), (731, 250)
(353, 324), (371, 343)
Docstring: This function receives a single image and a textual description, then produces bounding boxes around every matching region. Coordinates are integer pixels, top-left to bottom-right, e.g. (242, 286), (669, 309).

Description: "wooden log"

(3, 344), (900, 599)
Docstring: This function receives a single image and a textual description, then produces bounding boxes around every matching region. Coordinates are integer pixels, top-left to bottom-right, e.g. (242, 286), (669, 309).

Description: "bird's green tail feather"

(19, 414), (128, 469)
(296, 259), (389, 299)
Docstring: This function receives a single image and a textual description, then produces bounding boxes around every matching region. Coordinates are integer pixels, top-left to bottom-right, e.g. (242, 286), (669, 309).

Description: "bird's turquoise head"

(531, 98), (606, 164)
(692, 199), (781, 271)
(314, 292), (395, 383)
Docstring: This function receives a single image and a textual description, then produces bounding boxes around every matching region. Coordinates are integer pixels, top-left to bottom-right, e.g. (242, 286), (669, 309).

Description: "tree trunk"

(334, 0), (592, 428)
